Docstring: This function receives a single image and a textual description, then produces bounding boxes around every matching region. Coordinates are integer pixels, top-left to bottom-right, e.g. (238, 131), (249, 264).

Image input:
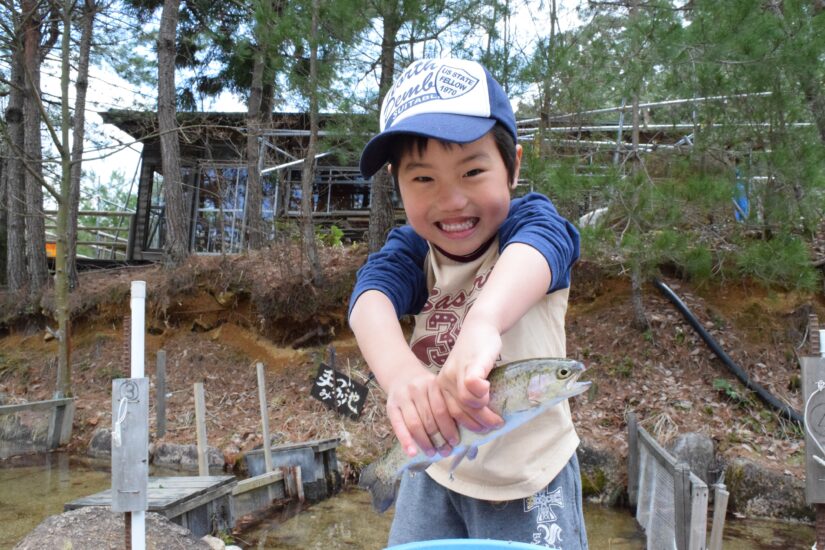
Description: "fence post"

(688, 476), (708, 550)
(673, 463), (691, 550)
(156, 351), (166, 438)
(256, 362), (274, 473)
(194, 382), (209, 476)
(627, 412), (639, 508)
(708, 484), (729, 550)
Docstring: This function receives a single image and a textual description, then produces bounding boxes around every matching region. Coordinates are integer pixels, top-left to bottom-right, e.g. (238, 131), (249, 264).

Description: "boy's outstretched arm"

(436, 243), (552, 426)
(349, 290), (459, 457)
(437, 193), (580, 429)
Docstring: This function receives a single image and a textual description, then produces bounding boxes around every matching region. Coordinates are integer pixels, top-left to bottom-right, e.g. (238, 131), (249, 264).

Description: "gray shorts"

(388, 452), (588, 549)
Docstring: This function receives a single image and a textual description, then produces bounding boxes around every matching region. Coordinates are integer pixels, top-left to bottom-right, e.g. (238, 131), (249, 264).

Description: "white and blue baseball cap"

(359, 58), (517, 178)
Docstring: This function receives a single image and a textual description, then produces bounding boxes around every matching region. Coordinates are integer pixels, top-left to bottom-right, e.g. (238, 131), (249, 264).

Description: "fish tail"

(359, 461), (398, 513)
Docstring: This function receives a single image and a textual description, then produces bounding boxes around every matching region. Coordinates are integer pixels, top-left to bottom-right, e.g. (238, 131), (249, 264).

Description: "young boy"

(349, 58), (586, 548)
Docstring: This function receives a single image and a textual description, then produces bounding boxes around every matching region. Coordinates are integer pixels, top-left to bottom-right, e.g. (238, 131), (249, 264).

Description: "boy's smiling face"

(393, 132), (522, 257)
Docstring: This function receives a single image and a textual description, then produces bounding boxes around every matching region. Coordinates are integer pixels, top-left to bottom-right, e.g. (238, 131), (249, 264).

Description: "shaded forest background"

(1, 0), (825, 400)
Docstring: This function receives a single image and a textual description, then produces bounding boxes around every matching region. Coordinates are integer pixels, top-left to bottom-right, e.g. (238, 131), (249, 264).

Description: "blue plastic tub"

(386, 540), (541, 549)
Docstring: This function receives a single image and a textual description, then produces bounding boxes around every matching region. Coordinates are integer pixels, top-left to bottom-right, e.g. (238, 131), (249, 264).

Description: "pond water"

(0, 455), (816, 550)
(0, 454), (111, 548)
(241, 487), (814, 550)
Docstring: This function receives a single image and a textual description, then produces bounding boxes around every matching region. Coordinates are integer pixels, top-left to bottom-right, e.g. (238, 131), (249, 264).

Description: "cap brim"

(359, 113), (497, 178)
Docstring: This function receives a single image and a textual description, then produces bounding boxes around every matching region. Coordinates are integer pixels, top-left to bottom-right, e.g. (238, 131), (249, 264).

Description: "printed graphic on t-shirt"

(526, 486), (564, 548)
(410, 269), (491, 367)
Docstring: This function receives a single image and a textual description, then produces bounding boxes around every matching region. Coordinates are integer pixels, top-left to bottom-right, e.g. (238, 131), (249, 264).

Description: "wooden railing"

(0, 397), (75, 453)
(44, 210), (135, 261)
(628, 412), (729, 550)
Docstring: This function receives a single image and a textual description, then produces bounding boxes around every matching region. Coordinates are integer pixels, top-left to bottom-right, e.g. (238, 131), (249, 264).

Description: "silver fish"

(359, 357), (590, 512)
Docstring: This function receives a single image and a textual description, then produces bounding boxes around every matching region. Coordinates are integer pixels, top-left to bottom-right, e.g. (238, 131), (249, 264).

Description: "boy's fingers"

(429, 386), (459, 454)
(464, 364), (489, 395)
(387, 405), (418, 457)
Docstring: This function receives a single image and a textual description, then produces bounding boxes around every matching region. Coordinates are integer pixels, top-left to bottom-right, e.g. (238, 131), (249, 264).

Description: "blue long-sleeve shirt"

(348, 192), (580, 319)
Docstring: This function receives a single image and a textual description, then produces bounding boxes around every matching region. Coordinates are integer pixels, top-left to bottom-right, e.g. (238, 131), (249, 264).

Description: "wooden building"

(101, 110), (401, 261)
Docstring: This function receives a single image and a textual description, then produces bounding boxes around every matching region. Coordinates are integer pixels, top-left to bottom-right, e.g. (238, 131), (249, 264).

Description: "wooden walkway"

(65, 476), (236, 537)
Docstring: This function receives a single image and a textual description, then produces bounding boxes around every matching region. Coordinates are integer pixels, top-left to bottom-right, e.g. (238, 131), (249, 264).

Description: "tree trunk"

(368, 14), (400, 253)
(245, 42), (265, 250)
(800, 74), (825, 146)
(157, 0), (189, 266)
(54, 0), (74, 398)
(22, 0), (48, 293)
(5, 41), (27, 292)
(0, 131), (7, 287)
(300, 0), (323, 286)
(67, 0), (96, 288)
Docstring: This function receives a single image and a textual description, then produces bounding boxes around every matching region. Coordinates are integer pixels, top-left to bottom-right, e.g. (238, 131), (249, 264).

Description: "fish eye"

(558, 368), (571, 378)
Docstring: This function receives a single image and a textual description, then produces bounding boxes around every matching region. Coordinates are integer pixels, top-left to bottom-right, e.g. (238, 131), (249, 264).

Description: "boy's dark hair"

(387, 123), (518, 186)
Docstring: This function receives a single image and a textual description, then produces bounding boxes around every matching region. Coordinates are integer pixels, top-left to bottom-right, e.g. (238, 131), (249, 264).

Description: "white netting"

(636, 442), (678, 550)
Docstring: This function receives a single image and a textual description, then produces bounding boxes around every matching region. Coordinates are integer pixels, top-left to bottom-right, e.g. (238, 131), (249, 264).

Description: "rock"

(152, 442), (224, 471)
(725, 458), (812, 521)
(667, 432), (717, 484)
(13, 506), (210, 549)
(201, 534), (225, 549)
(577, 439), (625, 505)
(87, 427), (112, 458)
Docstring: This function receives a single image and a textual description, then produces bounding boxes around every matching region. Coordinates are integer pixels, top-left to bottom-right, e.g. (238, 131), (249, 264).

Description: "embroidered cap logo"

(382, 61), (483, 130)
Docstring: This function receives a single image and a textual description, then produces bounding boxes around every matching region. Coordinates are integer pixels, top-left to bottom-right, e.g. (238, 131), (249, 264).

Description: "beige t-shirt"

(409, 239), (579, 501)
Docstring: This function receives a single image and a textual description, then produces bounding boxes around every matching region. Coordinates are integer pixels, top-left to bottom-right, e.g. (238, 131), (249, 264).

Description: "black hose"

(653, 278), (803, 425)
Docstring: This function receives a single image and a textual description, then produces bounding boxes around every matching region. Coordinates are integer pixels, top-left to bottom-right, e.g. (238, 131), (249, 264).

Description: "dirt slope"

(0, 246), (814, 488)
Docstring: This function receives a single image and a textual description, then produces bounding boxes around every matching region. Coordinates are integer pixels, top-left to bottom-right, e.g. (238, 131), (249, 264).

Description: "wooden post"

(256, 362), (274, 473)
(673, 463), (690, 550)
(156, 351), (166, 438)
(688, 477), (708, 550)
(708, 485), (729, 550)
(627, 412), (639, 508)
(194, 382), (208, 476)
(281, 465), (305, 503)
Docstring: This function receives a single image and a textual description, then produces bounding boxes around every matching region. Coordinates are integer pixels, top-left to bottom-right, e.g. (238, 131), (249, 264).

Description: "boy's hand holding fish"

(361, 357), (591, 513)
(436, 316), (504, 433)
(383, 355), (458, 459)
(436, 243), (554, 437)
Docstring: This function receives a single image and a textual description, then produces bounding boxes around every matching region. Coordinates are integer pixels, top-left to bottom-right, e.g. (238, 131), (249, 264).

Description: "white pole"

(820, 329), (825, 358)
(130, 281), (146, 550)
(130, 281), (146, 378)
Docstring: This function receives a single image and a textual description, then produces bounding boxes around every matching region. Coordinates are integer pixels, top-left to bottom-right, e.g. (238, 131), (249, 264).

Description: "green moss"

(581, 468), (608, 497)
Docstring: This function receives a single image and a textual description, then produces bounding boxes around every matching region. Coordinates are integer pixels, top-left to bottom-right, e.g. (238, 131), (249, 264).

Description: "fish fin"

(407, 461), (430, 473)
(448, 448), (471, 477)
(358, 461), (399, 513)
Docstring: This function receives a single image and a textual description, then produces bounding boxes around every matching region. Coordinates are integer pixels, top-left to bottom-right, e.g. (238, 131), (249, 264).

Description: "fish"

(359, 357), (590, 512)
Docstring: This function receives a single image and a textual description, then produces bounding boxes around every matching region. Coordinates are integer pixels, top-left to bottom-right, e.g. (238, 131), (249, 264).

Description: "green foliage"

(713, 378), (753, 409)
(316, 224), (344, 247)
(734, 233), (821, 291)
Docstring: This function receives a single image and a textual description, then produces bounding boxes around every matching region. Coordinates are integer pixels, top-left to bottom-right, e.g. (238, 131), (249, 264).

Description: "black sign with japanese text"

(310, 363), (368, 419)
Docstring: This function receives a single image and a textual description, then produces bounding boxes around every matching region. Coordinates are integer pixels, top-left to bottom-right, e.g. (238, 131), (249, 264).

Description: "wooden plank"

(636, 425), (679, 475)
(257, 363), (274, 473)
(802, 355), (825, 504)
(673, 463), (690, 550)
(161, 483), (235, 519)
(65, 476), (236, 511)
(111, 378), (149, 513)
(156, 350), (167, 438)
(194, 382), (208, 476)
(708, 487), (729, 550)
(0, 398), (74, 415)
(688, 476), (708, 550)
(627, 412), (639, 507)
(232, 470), (284, 496)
